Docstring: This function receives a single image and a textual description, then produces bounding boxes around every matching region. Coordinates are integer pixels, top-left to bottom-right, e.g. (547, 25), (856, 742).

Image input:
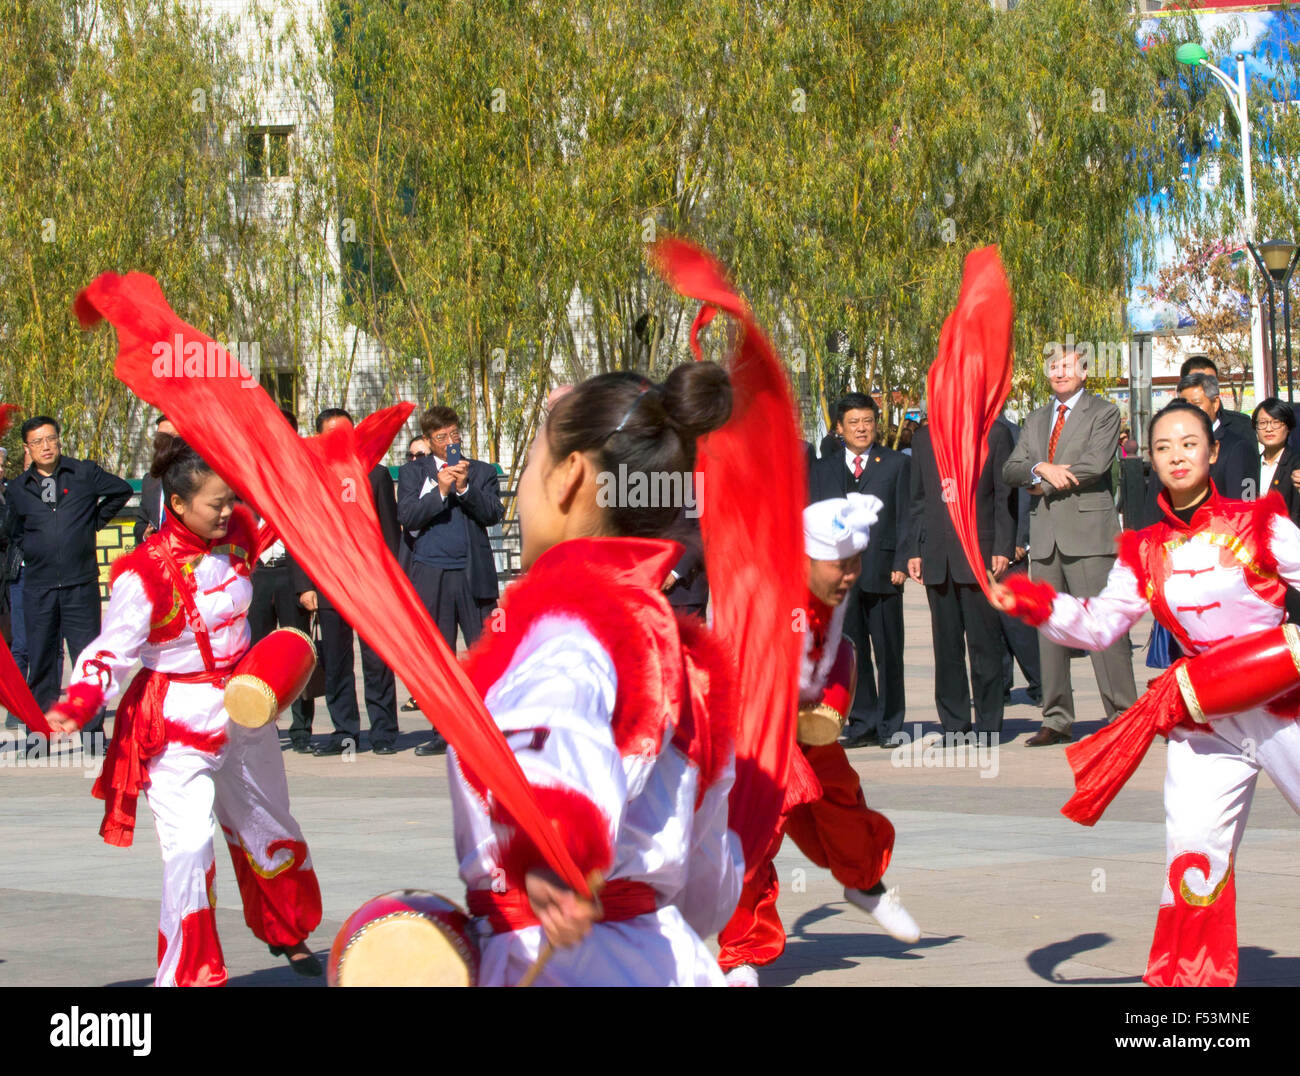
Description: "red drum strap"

(467, 880), (657, 935)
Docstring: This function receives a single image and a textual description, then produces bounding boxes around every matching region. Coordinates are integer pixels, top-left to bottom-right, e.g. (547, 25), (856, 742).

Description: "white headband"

(803, 493), (882, 560)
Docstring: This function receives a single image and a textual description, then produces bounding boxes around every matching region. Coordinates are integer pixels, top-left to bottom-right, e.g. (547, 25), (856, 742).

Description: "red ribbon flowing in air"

(649, 238), (807, 879)
(73, 273), (589, 896)
(924, 246), (1015, 600)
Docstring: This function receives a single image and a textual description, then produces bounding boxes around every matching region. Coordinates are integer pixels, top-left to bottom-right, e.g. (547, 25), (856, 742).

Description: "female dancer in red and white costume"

(45, 437), (322, 986)
(719, 494), (920, 986)
(449, 364), (743, 986)
(993, 400), (1300, 986)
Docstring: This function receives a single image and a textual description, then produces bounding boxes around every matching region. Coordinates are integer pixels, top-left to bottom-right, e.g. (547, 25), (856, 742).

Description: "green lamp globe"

(1176, 42), (1209, 66)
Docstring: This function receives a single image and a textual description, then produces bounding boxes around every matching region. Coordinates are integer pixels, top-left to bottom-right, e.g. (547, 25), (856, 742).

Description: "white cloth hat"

(803, 493), (883, 560)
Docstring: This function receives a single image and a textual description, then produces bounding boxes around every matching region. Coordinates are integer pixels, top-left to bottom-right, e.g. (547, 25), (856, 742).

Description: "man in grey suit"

(1003, 350), (1137, 745)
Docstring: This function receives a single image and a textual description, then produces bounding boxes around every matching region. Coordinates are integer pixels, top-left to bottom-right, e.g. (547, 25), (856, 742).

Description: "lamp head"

(1259, 239), (1297, 281)
(1176, 42), (1209, 66)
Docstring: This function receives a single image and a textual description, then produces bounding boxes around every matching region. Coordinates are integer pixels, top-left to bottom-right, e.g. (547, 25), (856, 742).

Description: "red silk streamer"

(924, 246), (1014, 601)
(0, 403), (19, 438)
(649, 238), (806, 879)
(73, 273), (589, 896)
(0, 638), (48, 736)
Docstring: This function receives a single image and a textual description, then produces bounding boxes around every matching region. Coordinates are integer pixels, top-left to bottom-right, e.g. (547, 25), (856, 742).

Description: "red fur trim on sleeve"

(1115, 529), (1147, 582)
(1002, 573), (1056, 627)
(1251, 491), (1288, 578)
(109, 546), (172, 606)
(490, 784), (614, 890)
(50, 681), (105, 730)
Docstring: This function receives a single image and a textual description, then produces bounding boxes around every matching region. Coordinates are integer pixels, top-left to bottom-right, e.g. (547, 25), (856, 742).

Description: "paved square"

(4, 585), (1299, 986)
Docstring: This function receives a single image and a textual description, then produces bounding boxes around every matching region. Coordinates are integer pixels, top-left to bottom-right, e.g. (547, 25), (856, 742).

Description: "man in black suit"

(1179, 373), (1258, 500)
(5, 415), (133, 746)
(247, 410), (316, 753)
(662, 512), (707, 618)
(808, 393), (910, 747)
(995, 413), (1043, 705)
(398, 405), (503, 756)
(1181, 357), (1253, 442)
(131, 415), (176, 545)
(908, 422), (1014, 741)
(293, 409), (401, 755)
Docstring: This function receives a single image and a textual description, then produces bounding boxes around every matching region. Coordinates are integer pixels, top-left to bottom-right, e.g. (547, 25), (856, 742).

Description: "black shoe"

(414, 733), (448, 757)
(372, 742), (399, 755)
(401, 698), (422, 712)
(840, 728), (879, 749)
(311, 737), (355, 756)
(290, 741), (312, 754)
(269, 943), (323, 977)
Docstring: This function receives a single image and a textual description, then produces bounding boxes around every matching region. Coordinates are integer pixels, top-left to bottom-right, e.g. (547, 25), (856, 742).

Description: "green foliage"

(324, 0), (1190, 454)
(2, 0), (1208, 474)
(0, 0), (326, 474)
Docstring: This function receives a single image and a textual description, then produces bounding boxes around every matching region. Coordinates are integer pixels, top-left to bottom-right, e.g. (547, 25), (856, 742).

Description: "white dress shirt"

(1031, 387), (1086, 482)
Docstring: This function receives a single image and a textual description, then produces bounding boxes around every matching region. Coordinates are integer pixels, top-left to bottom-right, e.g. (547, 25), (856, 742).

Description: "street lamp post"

(1284, 250), (1300, 405)
(1176, 44), (1267, 405)
(1248, 239), (1299, 401)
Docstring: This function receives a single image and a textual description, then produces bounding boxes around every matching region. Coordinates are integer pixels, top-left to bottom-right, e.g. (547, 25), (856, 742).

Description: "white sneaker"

(724, 964), (759, 987)
(844, 885), (921, 944)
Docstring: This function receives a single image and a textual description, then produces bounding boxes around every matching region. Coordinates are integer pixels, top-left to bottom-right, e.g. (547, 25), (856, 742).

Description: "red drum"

(329, 890), (479, 987)
(797, 637), (857, 745)
(223, 627), (317, 728)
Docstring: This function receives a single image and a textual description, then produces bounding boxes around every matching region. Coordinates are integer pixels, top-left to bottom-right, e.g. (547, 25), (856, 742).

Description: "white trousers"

(1150, 710), (1300, 985)
(146, 721), (320, 987)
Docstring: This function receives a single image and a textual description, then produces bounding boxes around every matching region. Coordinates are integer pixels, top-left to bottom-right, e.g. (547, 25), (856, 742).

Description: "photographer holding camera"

(396, 406), (503, 756)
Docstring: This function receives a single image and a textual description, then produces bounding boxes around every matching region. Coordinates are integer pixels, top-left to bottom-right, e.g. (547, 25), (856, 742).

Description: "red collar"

(156, 516), (226, 563)
(1156, 482), (1221, 533)
(527, 535), (683, 592)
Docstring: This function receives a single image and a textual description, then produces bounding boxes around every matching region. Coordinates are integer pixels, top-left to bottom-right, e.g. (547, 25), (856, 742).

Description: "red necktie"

(852, 455), (864, 479)
(1047, 404), (1068, 463)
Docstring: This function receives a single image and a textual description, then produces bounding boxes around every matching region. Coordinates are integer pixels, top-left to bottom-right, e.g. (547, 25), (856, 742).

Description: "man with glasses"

(397, 407), (503, 756)
(808, 393), (912, 748)
(3, 415), (132, 746)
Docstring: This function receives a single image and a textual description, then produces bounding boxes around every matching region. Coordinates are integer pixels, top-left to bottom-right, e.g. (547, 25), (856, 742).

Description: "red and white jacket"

(448, 536), (742, 985)
(1040, 488), (1300, 680)
(59, 506), (260, 720)
(800, 596), (848, 706)
(53, 507), (262, 845)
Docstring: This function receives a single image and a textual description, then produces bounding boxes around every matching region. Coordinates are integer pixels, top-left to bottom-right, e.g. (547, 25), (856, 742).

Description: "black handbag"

(299, 614), (327, 700)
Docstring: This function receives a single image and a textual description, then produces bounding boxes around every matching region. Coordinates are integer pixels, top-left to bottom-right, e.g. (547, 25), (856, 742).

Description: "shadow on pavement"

(1026, 931), (1143, 984)
(1238, 946), (1300, 986)
(105, 950), (328, 988)
(760, 903), (962, 987)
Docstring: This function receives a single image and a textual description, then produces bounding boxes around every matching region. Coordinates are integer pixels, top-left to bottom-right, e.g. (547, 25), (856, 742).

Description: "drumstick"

(517, 872), (605, 988)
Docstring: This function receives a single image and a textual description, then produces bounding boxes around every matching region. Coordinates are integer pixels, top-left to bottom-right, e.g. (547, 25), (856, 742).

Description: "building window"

(259, 369), (298, 412)
(245, 126), (292, 179)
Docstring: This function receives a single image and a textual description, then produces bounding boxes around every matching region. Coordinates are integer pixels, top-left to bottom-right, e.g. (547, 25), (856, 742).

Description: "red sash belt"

(467, 880), (658, 935)
(91, 663), (238, 848)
